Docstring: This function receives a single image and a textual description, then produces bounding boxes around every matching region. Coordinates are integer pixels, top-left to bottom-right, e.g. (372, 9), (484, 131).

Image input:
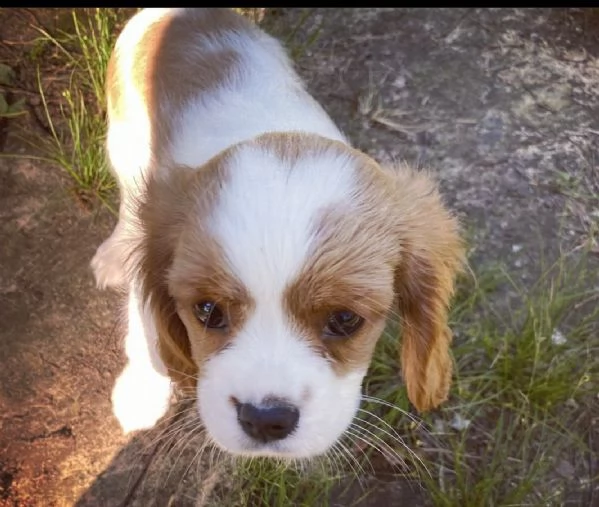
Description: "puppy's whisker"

(353, 292), (403, 321)
(358, 291), (424, 333)
(363, 296), (403, 322)
(174, 387), (199, 399)
(166, 423), (208, 484)
(335, 438), (367, 488)
(355, 416), (410, 464)
(165, 367), (199, 383)
(122, 413), (195, 494)
(333, 444), (350, 478)
(145, 412), (201, 455)
(347, 424), (409, 475)
(345, 425), (393, 470)
(323, 446), (340, 478)
(174, 431), (209, 494)
(128, 404), (197, 467)
(157, 416), (201, 459)
(207, 440), (223, 473)
(351, 418), (428, 477)
(357, 406), (429, 451)
(354, 415), (426, 475)
(360, 394), (425, 428)
(328, 442), (353, 480)
(194, 433), (217, 475)
(147, 401), (196, 431)
(341, 431), (376, 476)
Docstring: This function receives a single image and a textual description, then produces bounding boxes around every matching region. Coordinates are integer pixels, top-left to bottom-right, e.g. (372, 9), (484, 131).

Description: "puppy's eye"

(323, 310), (364, 338)
(193, 301), (227, 329)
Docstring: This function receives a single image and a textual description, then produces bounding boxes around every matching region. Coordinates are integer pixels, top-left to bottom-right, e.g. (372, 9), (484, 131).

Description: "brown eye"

(193, 301), (227, 329)
(323, 310), (364, 338)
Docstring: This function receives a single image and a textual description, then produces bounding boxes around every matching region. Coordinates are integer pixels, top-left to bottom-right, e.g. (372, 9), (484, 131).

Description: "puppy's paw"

(91, 237), (128, 289)
(111, 362), (173, 434)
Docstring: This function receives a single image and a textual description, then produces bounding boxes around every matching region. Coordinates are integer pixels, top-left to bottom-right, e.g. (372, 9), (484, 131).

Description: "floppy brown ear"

(392, 166), (465, 412)
(133, 170), (198, 390)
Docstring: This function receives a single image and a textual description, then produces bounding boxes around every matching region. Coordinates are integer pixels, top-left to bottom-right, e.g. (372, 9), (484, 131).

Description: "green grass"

(414, 245), (598, 506)
(208, 458), (338, 507)
(15, 8), (599, 506)
(0, 63), (27, 119)
(29, 8), (130, 210)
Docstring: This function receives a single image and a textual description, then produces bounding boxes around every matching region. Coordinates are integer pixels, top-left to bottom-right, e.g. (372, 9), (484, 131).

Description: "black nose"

(236, 401), (300, 443)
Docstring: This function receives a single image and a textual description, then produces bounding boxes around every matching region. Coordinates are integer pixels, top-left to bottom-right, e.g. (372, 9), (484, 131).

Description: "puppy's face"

(138, 133), (463, 458)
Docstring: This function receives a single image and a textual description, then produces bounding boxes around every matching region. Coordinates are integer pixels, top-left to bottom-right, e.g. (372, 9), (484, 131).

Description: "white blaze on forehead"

(208, 144), (358, 299)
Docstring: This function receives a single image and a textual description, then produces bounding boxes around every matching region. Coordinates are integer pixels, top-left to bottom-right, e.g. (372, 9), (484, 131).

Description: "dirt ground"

(1, 8), (598, 507)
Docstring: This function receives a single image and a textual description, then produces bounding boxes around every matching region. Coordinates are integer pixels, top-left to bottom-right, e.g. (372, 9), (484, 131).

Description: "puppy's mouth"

(232, 439), (296, 458)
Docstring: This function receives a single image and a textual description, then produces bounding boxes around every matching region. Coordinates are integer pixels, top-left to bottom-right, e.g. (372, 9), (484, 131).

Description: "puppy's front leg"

(91, 224), (126, 290)
(92, 191), (141, 290)
(111, 284), (173, 434)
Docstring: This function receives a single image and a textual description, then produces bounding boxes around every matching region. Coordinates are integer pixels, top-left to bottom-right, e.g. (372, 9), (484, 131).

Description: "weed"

(29, 9), (130, 208)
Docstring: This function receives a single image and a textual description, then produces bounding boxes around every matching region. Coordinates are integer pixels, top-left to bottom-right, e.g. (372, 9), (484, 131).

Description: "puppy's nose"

(236, 401), (299, 443)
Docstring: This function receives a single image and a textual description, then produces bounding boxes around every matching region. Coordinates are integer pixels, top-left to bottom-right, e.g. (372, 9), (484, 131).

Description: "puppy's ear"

(134, 169), (198, 389)
(391, 166), (465, 412)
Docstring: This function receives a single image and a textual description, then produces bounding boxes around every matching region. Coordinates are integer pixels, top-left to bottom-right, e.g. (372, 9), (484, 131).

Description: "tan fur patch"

(108, 8), (254, 164)
(282, 144), (401, 375)
(135, 148), (239, 388)
(388, 168), (465, 412)
(169, 225), (254, 370)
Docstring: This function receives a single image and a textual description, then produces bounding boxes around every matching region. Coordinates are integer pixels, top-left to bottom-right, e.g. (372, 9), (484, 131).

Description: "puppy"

(91, 8), (464, 459)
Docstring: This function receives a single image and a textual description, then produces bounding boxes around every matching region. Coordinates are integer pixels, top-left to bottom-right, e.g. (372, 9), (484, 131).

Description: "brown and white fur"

(92, 8), (464, 459)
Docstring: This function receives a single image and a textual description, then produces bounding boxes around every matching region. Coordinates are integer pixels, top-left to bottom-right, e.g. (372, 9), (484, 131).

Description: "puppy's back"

(106, 9), (253, 177)
(107, 8), (344, 181)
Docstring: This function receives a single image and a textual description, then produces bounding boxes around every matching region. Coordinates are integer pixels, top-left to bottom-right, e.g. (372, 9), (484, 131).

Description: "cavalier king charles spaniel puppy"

(91, 8), (464, 459)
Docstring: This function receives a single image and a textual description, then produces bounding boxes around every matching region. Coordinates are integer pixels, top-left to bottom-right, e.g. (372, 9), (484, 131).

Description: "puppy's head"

(136, 132), (464, 458)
